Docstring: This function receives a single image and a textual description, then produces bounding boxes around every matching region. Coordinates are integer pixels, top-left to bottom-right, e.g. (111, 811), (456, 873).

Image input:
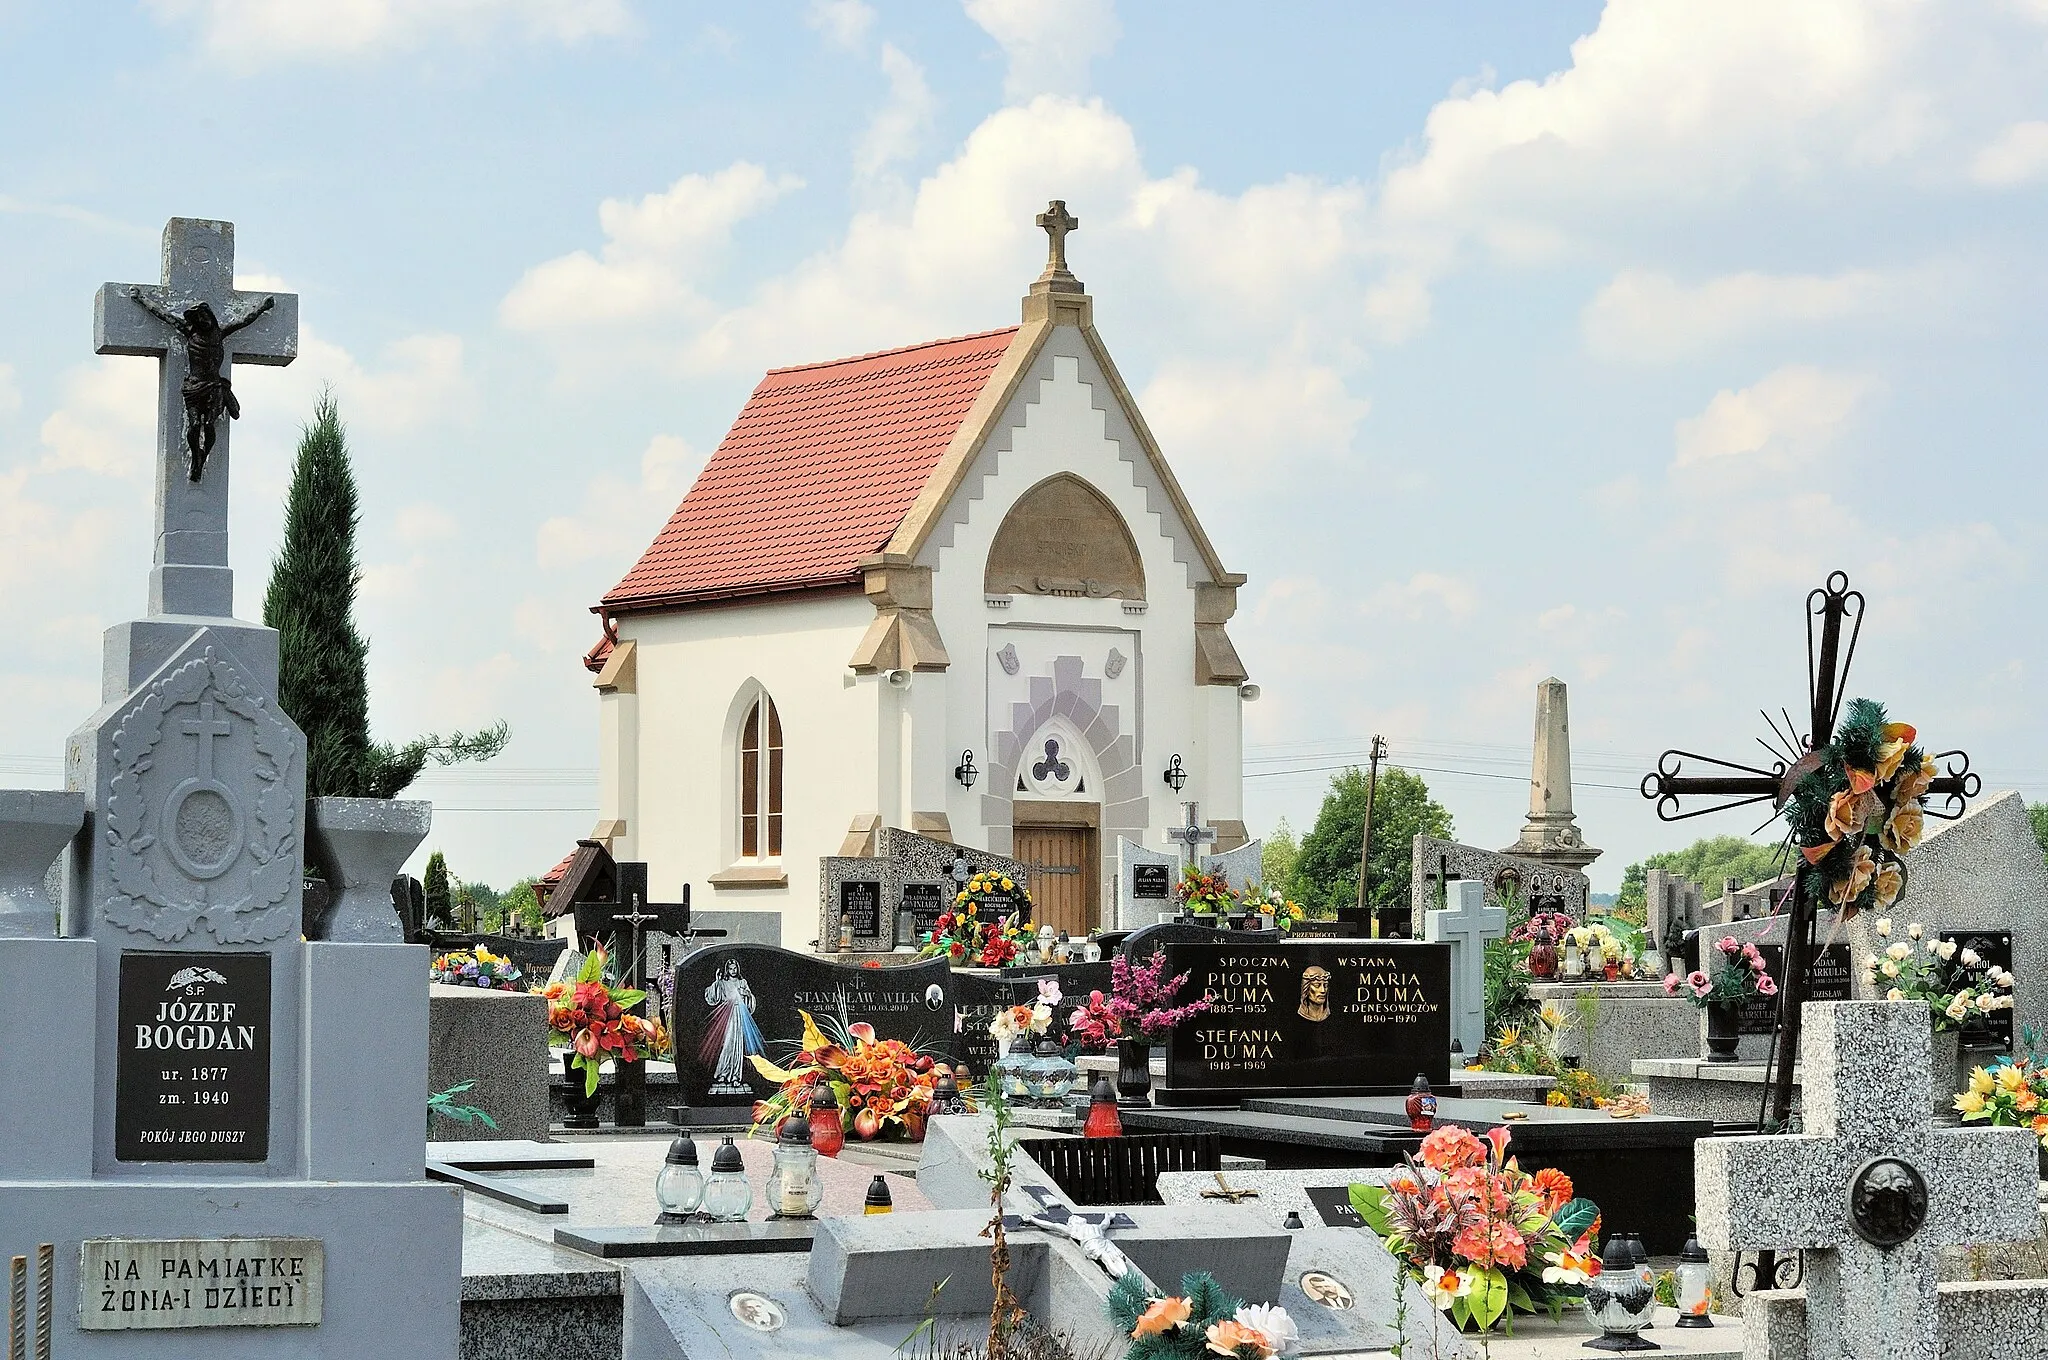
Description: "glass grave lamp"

(1082, 1076), (1122, 1138)
(1675, 1236), (1713, 1327)
(1580, 1235), (1658, 1351)
(1022, 1037), (1079, 1105)
(1404, 1073), (1437, 1132)
(765, 1115), (824, 1220)
(655, 1137), (704, 1224)
(1037, 924), (1058, 963)
(701, 1136), (753, 1222)
(865, 1175), (894, 1215)
(931, 1069), (961, 1116)
(807, 1085), (845, 1158)
(1082, 935), (1102, 964)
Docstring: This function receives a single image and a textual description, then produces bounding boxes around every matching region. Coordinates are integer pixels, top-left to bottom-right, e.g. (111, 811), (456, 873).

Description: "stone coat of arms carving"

(100, 648), (301, 943)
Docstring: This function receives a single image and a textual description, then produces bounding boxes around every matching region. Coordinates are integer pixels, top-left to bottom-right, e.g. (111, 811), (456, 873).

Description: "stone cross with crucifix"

(1165, 801), (1216, 870)
(1425, 880), (1507, 1057)
(95, 218), (299, 620)
(1696, 1000), (2038, 1360)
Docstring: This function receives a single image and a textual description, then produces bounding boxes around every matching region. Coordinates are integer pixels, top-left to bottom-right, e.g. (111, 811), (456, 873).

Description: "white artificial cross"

(1424, 881), (1507, 1057)
(95, 218), (299, 619)
(1696, 1001), (2038, 1360)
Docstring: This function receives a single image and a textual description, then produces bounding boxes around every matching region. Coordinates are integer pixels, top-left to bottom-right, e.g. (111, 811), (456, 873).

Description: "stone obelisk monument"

(1501, 676), (1601, 873)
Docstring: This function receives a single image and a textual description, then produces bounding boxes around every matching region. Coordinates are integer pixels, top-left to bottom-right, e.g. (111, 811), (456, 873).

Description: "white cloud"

(500, 164), (802, 339)
(1139, 359), (1368, 488)
(807, 0), (874, 50)
(536, 433), (702, 571)
(1671, 365), (1871, 479)
(293, 331), (472, 434)
(1970, 120), (2048, 186)
(856, 43), (937, 183)
(1361, 572), (1479, 621)
(147, 0), (629, 62)
(37, 358), (156, 478)
(1582, 267), (1895, 363)
(964, 0), (1120, 102)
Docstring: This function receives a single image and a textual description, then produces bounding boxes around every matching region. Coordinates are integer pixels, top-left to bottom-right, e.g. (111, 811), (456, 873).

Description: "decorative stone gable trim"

(848, 554), (950, 674)
(592, 639), (636, 694)
(1193, 580), (1250, 686)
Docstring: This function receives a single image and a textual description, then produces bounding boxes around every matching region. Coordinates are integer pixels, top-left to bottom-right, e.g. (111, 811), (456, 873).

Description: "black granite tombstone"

(945, 959), (1115, 1075)
(899, 882), (945, 947)
(1154, 938), (1451, 1105)
(1944, 928), (2015, 1047)
(839, 880), (883, 942)
(1132, 863), (1170, 901)
(669, 946), (955, 1123)
(1732, 943), (1852, 1035)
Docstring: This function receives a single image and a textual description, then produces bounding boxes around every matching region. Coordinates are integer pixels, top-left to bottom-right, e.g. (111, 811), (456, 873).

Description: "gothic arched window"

(738, 693), (784, 859)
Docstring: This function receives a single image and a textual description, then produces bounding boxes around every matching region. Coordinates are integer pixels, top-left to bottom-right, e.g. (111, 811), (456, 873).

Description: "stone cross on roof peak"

(1696, 1001), (2038, 1360)
(1031, 199), (1084, 296)
(94, 218), (298, 620)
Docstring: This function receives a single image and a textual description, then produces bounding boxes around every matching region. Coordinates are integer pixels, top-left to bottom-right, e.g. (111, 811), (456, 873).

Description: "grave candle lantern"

(701, 1137), (753, 1221)
(1404, 1073), (1436, 1132)
(864, 1175), (894, 1215)
(1675, 1236), (1713, 1327)
(655, 1137), (704, 1223)
(1082, 1076), (1122, 1138)
(807, 1085), (845, 1158)
(766, 1115), (823, 1219)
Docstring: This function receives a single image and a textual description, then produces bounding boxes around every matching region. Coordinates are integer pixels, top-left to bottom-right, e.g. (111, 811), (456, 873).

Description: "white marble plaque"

(80, 1238), (322, 1330)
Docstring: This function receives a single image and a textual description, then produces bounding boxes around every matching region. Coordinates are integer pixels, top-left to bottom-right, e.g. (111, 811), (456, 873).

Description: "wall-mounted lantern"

(1163, 754), (1188, 793)
(954, 750), (979, 790)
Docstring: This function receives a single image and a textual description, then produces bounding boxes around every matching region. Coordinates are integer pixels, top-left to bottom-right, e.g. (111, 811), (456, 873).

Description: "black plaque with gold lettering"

(115, 951), (272, 1162)
(1157, 940), (1449, 1104)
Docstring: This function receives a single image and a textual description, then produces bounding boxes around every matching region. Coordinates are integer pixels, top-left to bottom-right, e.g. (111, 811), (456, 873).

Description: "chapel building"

(581, 203), (1252, 944)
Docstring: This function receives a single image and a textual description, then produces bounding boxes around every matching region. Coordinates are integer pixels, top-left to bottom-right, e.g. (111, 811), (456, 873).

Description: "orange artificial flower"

(1134, 1296), (1192, 1338)
(1845, 766), (1877, 796)
(1205, 1319), (1272, 1357)
(1896, 753), (1938, 803)
(1826, 789), (1877, 842)
(1873, 864), (1904, 910)
(1531, 1166), (1575, 1214)
(1875, 723), (1916, 781)
(1882, 804), (1924, 855)
(1829, 845), (1877, 907)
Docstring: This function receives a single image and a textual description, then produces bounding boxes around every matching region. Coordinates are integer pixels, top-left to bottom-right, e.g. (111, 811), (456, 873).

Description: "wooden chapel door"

(1012, 824), (1097, 937)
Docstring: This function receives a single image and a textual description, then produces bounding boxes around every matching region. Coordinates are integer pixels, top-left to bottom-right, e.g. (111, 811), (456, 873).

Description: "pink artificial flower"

(1756, 975), (1779, 997)
(1686, 971), (1709, 989)
(1691, 980), (1713, 1000)
(848, 1022), (877, 1045)
(1741, 943), (1762, 962)
(1661, 974), (1681, 997)
(1716, 936), (1740, 955)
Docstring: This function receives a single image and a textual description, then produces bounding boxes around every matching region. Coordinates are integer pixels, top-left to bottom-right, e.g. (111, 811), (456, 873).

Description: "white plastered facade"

(593, 314), (1247, 942)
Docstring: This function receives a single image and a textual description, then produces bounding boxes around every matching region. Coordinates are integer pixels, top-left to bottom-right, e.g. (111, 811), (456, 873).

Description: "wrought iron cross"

(1640, 571), (1978, 1132)
(95, 218), (298, 620)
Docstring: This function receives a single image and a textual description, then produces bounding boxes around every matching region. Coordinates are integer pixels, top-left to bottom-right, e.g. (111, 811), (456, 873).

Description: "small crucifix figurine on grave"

(1165, 802), (1216, 870)
(1697, 1001), (2037, 1360)
(96, 219), (298, 620)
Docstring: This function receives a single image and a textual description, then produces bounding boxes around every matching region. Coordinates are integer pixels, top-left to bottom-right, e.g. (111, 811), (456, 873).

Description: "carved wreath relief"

(103, 649), (300, 943)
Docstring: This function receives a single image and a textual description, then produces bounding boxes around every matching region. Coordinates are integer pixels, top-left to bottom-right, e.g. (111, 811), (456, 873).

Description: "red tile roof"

(601, 326), (1021, 612)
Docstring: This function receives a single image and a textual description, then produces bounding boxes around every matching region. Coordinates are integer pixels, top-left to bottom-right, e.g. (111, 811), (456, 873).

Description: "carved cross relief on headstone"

(95, 217), (298, 619)
(1696, 1001), (2038, 1360)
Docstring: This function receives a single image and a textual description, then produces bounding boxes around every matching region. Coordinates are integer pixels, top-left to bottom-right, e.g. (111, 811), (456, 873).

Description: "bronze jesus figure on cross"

(126, 287), (276, 482)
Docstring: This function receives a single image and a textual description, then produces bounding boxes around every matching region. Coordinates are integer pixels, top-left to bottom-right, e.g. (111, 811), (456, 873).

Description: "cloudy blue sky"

(2, 1), (2044, 892)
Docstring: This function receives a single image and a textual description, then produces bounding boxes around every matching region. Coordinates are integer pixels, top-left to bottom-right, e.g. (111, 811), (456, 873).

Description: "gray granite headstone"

(1409, 833), (1588, 936)
(1201, 838), (1264, 895)
(0, 217), (459, 1357)
(1116, 835), (1178, 929)
(1697, 1001), (2038, 1360)
(1424, 880), (1507, 1057)
(820, 828), (1027, 952)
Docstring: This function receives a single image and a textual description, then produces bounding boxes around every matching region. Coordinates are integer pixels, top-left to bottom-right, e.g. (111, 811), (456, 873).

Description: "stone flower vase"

(0, 790), (84, 939)
(1930, 1028), (1962, 1124)
(1116, 1037), (1153, 1105)
(561, 1051), (602, 1130)
(305, 797), (432, 943)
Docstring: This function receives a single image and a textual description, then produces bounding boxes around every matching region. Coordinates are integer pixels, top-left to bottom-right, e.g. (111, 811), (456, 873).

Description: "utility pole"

(1355, 735), (1388, 933)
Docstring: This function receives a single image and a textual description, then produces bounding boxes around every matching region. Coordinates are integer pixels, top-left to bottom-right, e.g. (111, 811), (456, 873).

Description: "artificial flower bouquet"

(1174, 866), (1239, 916)
(1101, 948), (1213, 1043)
(1956, 1056), (2048, 1146)
(1066, 987), (1124, 1050)
(542, 950), (663, 1097)
(918, 893), (1032, 968)
(1663, 934), (1778, 1009)
(1784, 698), (1937, 915)
(1863, 917), (2015, 1030)
(1107, 1270), (1300, 1359)
(749, 1009), (941, 1142)
(1351, 1125), (1602, 1333)
(1511, 911), (1578, 946)
(990, 978), (1062, 1053)
(1477, 1007), (1619, 1110)
(430, 946), (523, 991)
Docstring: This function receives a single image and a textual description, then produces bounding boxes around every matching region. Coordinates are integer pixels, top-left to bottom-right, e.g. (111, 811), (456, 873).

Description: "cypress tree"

(423, 851), (452, 927)
(265, 393), (510, 799)
(265, 395), (374, 798)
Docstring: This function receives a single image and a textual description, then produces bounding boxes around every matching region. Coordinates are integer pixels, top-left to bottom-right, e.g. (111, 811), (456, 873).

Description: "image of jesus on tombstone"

(699, 958), (763, 1096)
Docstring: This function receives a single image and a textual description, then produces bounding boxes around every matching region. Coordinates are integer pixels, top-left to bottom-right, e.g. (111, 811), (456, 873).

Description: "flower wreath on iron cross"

(1783, 697), (1936, 918)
